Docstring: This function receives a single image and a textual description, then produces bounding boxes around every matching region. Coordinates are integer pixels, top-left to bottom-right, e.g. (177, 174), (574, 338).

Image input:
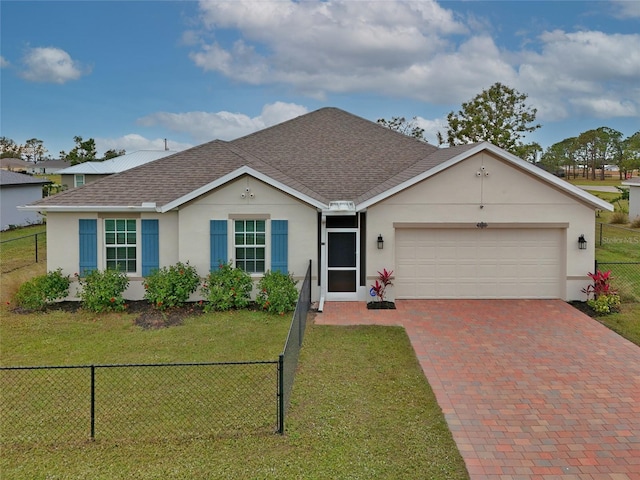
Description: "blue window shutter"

(141, 219), (159, 277)
(210, 220), (228, 271)
(271, 220), (288, 273)
(78, 219), (97, 276)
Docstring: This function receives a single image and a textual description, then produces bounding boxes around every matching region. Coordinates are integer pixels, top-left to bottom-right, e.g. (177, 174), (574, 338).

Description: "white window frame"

(74, 174), (85, 187)
(233, 219), (267, 274)
(103, 218), (138, 274)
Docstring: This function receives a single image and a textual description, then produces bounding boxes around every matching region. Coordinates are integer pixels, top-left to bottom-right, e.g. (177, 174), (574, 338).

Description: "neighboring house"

(622, 177), (640, 220)
(27, 159), (71, 175)
(1, 170), (50, 230)
(0, 158), (31, 172)
(57, 150), (176, 189)
(23, 108), (612, 304)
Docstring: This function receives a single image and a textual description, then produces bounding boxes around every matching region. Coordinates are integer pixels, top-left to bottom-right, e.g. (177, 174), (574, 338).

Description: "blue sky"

(1, 0), (639, 158)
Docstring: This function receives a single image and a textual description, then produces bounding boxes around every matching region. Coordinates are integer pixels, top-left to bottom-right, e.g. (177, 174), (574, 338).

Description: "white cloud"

(20, 47), (89, 84)
(0, 56), (9, 68)
(187, 0), (640, 124)
(611, 0), (640, 18)
(519, 30), (640, 120)
(190, 0), (467, 97)
(137, 102), (309, 142)
(96, 134), (193, 156)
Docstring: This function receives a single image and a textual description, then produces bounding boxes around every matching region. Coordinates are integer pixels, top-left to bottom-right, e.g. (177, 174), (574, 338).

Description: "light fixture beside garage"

(578, 234), (587, 250)
(377, 234), (384, 249)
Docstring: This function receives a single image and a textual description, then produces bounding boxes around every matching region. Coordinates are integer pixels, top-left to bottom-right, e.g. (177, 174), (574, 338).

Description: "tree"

(377, 116), (426, 142)
(23, 138), (48, 163)
(0, 136), (23, 159)
(65, 136), (97, 165)
(439, 82), (541, 158)
(573, 127), (623, 180)
(102, 148), (126, 160)
(541, 137), (579, 178)
(619, 131), (640, 179)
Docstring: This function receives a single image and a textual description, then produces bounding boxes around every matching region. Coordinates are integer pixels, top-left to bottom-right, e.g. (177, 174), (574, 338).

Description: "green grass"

(565, 177), (627, 187)
(0, 309), (468, 479)
(0, 309), (290, 366)
(593, 304), (640, 347)
(0, 224), (47, 273)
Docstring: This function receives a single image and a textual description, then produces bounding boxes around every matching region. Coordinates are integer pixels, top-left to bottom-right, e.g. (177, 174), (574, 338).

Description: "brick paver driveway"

(316, 300), (640, 479)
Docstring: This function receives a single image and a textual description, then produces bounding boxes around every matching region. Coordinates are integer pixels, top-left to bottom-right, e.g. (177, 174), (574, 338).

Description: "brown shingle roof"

(30, 107), (462, 209)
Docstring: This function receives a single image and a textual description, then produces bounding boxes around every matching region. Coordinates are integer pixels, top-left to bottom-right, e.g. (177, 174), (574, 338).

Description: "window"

(234, 219), (265, 273)
(74, 174), (85, 187)
(105, 219), (137, 272)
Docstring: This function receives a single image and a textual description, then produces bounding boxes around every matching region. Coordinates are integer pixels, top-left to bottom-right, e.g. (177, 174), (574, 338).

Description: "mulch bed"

(12, 300), (207, 330)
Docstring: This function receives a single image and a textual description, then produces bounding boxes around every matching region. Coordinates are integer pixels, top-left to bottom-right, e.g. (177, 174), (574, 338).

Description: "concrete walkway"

(576, 185), (621, 193)
(315, 300), (640, 479)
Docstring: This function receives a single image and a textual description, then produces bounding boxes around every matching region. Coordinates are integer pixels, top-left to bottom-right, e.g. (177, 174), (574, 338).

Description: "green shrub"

(256, 270), (299, 315)
(588, 293), (621, 315)
(76, 269), (129, 313)
(201, 263), (253, 312)
(143, 262), (201, 310)
(14, 269), (70, 310)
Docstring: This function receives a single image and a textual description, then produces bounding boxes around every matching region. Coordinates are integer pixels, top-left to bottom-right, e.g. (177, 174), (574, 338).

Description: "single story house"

(0, 158), (31, 172)
(23, 108), (612, 304)
(1, 170), (50, 230)
(27, 159), (71, 175)
(622, 177), (640, 220)
(58, 150), (176, 189)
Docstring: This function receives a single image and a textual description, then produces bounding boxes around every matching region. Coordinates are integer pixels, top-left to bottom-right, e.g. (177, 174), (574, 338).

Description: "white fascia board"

(159, 165), (327, 213)
(18, 205), (159, 212)
(357, 142), (613, 212)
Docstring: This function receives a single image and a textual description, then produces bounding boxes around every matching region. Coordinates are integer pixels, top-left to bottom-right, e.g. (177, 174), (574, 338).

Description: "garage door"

(395, 228), (563, 299)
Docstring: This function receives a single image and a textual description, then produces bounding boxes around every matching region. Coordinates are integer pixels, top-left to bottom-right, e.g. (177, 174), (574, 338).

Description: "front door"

(326, 230), (358, 298)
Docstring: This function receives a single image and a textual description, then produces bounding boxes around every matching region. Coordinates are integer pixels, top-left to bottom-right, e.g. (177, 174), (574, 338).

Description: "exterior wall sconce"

(377, 234), (384, 249)
(578, 234), (587, 250)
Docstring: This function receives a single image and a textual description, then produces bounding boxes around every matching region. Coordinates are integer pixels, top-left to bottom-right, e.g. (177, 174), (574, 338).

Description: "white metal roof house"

(57, 150), (176, 189)
(23, 108), (612, 304)
(622, 177), (640, 220)
(1, 170), (50, 230)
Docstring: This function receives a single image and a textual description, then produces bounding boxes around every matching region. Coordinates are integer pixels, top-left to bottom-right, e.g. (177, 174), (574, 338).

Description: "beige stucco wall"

(178, 176), (317, 289)
(366, 152), (597, 301)
(46, 176), (318, 301)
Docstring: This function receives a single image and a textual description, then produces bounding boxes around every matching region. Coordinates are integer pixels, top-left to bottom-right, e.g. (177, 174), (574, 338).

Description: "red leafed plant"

(581, 270), (621, 315)
(370, 268), (394, 302)
(581, 270), (615, 298)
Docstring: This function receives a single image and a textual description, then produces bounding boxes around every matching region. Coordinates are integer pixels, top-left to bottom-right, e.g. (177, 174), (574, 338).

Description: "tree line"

(0, 136), (125, 165)
(378, 82), (640, 180)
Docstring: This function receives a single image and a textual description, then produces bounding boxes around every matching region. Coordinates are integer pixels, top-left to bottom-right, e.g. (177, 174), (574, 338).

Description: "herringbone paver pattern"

(316, 300), (640, 480)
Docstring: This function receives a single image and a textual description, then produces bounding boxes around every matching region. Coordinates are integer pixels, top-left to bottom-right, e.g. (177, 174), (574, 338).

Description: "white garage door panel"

(395, 229), (562, 299)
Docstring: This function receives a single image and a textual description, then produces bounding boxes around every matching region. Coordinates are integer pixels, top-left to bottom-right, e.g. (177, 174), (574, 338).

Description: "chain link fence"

(596, 222), (640, 248)
(594, 261), (640, 302)
(0, 231), (46, 273)
(278, 259), (312, 432)
(1, 261), (313, 444)
(1, 361), (278, 445)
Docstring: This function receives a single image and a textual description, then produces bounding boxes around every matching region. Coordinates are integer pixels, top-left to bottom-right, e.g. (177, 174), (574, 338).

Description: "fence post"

(599, 223), (603, 247)
(277, 354), (284, 434)
(90, 365), (95, 440)
(35, 234), (39, 263)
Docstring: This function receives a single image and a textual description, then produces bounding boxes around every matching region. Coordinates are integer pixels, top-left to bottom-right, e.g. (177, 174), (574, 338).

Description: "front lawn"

(0, 294), (468, 479)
